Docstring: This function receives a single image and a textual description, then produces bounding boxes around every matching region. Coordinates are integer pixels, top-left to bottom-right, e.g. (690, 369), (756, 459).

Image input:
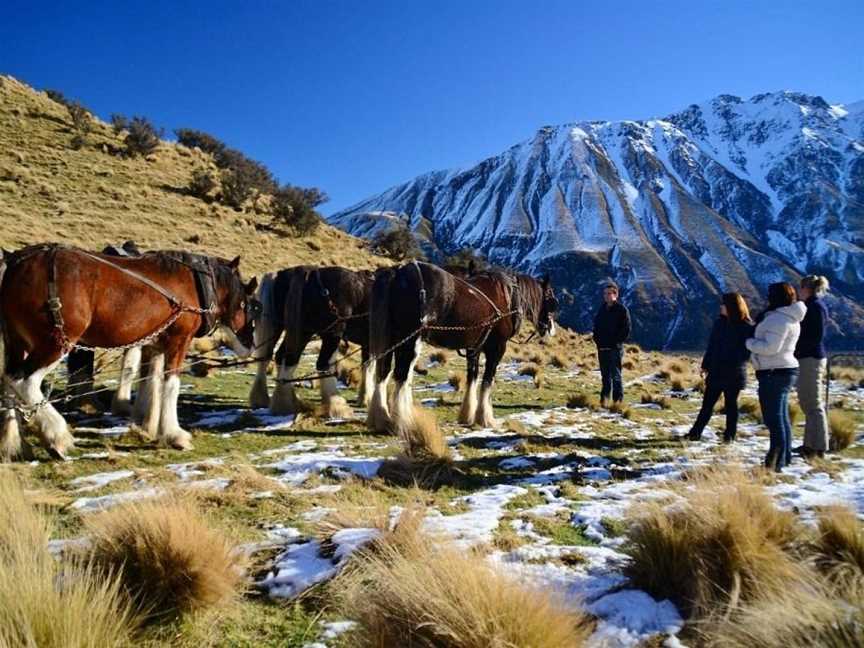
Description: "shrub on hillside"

(67, 102), (92, 150)
(123, 116), (163, 157)
(372, 223), (423, 261)
(44, 88), (72, 108)
(443, 247), (488, 272)
(174, 128), (227, 157)
(271, 184), (328, 236)
(216, 148), (277, 193)
(187, 167), (218, 200)
(110, 113), (128, 134)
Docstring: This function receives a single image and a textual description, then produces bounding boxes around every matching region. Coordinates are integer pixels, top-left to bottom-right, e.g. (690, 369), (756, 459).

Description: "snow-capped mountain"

(331, 92), (864, 349)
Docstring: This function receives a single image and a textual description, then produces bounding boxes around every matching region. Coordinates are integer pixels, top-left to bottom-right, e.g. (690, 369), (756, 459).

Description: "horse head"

(216, 256), (260, 357)
(536, 275), (559, 338)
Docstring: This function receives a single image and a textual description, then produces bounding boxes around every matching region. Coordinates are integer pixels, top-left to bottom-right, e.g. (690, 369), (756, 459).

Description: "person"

(746, 282), (807, 472)
(794, 275), (830, 458)
(687, 293), (755, 442)
(592, 282), (631, 406)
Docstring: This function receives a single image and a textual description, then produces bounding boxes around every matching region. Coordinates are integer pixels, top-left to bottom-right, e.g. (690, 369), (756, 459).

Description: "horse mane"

(282, 266), (314, 356)
(515, 274), (543, 326)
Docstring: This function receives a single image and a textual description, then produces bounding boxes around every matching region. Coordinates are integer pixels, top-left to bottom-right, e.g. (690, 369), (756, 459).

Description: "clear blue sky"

(2, 0), (862, 214)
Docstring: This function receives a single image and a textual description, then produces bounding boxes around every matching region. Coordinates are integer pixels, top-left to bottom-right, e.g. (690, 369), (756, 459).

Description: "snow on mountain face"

(331, 92), (864, 349)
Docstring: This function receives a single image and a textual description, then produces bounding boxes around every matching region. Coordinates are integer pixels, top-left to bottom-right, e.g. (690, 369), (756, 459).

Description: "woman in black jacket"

(687, 292), (755, 442)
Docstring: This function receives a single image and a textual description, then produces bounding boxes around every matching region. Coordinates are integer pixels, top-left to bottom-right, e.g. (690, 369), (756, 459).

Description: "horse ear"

(468, 260), (477, 276)
(541, 274), (551, 289)
(245, 277), (258, 294)
(229, 256), (241, 269)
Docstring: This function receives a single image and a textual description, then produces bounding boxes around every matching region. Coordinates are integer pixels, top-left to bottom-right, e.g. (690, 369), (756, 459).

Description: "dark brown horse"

(249, 265), (375, 417)
(366, 261), (558, 433)
(0, 244), (258, 459)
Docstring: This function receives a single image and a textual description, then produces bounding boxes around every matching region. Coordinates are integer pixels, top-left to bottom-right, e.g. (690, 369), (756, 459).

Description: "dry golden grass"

(0, 75), (385, 276)
(518, 362), (540, 378)
(609, 401), (633, 419)
(83, 497), (245, 623)
(641, 392), (671, 409)
(337, 363), (362, 389)
(447, 371), (465, 391)
(624, 467), (804, 619)
(738, 398), (761, 417)
(812, 506), (864, 589)
(658, 360), (687, 380)
(338, 527), (592, 648)
(549, 353), (569, 369)
(566, 392), (600, 410)
(0, 471), (139, 648)
(428, 350), (450, 366)
(380, 407), (455, 488)
(829, 409), (857, 451)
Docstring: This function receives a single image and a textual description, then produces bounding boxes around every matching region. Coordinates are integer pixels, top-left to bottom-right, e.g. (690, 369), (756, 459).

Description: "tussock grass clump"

(83, 497), (245, 623)
(381, 408), (455, 488)
(529, 352), (545, 365)
(609, 401), (633, 419)
(428, 350), (450, 366)
(338, 362), (361, 388)
(549, 353), (569, 369)
(658, 360), (687, 380)
(739, 398), (761, 417)
(448, 371), (465, 391)
(622, 359), (636, 370)
(0, 472), (139, 648)
(623, 467), (804, 619)
(566, 392), (599, 411)
(812, 506), (864, 589)
(829, 410), (857, 451)
(339, 529), (592, 648)
(518, 362), (540, 378)
(641, 392), (671, 409)
(670, 377), (689, 392)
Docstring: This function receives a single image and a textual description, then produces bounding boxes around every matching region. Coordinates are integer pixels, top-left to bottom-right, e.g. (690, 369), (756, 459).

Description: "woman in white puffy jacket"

(746, 282), (807, 472)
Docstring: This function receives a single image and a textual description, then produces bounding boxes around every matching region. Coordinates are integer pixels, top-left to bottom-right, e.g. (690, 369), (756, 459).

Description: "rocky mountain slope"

(0, 75), (384, 278)
(331, 92), (864, 349)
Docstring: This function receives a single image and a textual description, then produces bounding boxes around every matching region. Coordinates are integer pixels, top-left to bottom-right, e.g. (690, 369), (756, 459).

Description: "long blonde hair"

(722, 292), (751, 324)
(801, 275), (830, 297)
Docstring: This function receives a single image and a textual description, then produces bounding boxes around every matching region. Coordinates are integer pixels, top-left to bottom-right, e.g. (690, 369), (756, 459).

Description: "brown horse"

(249, 266), (375, 417)
(366, 261), (558, 434)
(0, 244), (258, 460)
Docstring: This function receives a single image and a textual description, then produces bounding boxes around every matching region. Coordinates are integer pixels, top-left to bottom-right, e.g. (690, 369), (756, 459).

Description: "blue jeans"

(598, 348), (623, 402)
(757, 369), (798, 471)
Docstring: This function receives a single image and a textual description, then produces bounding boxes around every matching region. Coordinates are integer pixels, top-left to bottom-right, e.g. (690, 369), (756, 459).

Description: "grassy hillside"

(0, 75), (383, 275)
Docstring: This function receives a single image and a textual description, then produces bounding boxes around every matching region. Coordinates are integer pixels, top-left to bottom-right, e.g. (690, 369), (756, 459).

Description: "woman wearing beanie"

(687, 293), (755, 443)
(795, 275), (830, 458)
(746, 283), (807, 472)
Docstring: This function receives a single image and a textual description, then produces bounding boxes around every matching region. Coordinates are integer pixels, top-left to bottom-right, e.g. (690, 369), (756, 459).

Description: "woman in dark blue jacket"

(687, 292), (755, 442)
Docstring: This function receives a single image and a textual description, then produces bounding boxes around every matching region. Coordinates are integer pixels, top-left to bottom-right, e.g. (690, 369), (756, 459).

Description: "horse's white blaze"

(474, 381), (499, 429)
(10, 359), (73, 454)
(140, 352), (164, 440)
(458, 378), (479, 425)
(111, 346), (141, 415)
(358, 358), (376, 407)
(366, 372), (391, 432)
(270, 363), (298, 414)
(0, 406), (22, 460)
(159, 374), (192, 450)
(218, 324), (252, 358)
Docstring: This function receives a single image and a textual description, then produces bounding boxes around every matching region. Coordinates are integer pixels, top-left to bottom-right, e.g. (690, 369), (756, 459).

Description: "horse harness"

(37, 244), (220, 353)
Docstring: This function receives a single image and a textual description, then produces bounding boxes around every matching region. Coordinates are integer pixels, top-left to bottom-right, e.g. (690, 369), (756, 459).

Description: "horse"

(0, 244), (258, 460)
(249, 265), (376, 417)
(66, 240), (144, 415)
(366, 261), (558, 434)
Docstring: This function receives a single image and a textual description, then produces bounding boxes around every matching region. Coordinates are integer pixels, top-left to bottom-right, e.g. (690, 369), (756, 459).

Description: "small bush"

(84, 497), (245, 622)
(338, 528), (591, 648)
(123, 116), (163, 157)
(372, 223), (423, 261)
(67, 102), (91, 149)
(829, 410), (857, 451)
(187, 167), (218, 200)
(174, 128), (226, 156)
(271, 184), (327, 236)
(215, 148), (277, 193)
(110, 113), (128, 134)
(44, 88), (72, 108)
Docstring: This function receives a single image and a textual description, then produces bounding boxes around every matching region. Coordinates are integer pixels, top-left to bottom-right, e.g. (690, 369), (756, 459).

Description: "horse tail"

(253, 272), (278, 355)
(369, 268), (394, 358)
(282, 267), (309, 358)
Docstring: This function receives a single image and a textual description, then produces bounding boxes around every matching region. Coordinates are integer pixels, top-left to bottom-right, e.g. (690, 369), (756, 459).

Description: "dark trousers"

(689, 379), (741, 440)
(757, 369), (798, 471)
(598, 348), (623, 402)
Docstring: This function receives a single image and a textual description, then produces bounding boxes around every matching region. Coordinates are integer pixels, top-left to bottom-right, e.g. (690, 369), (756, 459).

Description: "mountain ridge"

(331, 90), (864, 349)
